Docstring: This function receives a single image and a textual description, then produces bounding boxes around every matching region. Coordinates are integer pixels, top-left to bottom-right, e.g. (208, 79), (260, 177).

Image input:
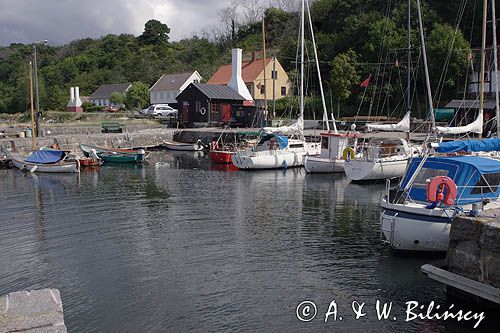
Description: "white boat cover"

(366, 112), (410, 132)
(262, 116), (304, 136)
(435, 111), (483, 134)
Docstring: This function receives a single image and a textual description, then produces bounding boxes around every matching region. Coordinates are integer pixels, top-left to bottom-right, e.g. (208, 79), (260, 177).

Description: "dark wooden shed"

(176, 82), (255, 126)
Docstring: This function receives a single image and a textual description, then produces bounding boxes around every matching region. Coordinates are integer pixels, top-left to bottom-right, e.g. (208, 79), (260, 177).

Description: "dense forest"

(0, 0), (489, 119)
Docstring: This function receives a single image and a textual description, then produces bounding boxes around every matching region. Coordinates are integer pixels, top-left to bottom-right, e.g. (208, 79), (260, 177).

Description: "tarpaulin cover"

(258, 134), (289, 149)
(435, 138), (500, 153)
(25, 150), (65, 164)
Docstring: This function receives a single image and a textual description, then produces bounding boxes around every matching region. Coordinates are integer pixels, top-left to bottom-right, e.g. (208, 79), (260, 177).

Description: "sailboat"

(344, 0), (420, 181)
(11, 62), (79, 173)
(379, 0), (500, 252)
(232, 0), (320, 169)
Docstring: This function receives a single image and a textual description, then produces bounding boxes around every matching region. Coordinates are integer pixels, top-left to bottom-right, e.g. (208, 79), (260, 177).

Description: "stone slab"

(0, 289), (66, 333)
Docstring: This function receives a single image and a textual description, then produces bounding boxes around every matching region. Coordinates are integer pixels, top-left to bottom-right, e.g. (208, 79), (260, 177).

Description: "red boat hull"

(209, 150), (234, 164)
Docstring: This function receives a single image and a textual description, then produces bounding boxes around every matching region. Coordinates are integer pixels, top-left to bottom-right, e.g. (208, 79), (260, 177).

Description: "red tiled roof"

(207, 58), (272, 84)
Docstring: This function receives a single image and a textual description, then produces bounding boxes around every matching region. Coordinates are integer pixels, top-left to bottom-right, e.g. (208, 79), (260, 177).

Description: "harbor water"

(0, 151), (497, 332)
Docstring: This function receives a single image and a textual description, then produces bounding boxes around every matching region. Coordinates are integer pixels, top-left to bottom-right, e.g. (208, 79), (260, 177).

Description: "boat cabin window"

(289, 143), (304, 149)
(412, 168), (449, 189)
(321, 137), (329, 149)
(471, 172), (500, 194)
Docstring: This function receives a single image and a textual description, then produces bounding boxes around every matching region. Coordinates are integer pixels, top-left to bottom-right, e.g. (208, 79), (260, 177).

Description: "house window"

(271, 71), (278, 79)
(193, 79), (199, 83)
(260, 85), (265, 94)
(246, 84), (253, 95)
(281, 87), (286, 96)
(195, 101), (201, 113)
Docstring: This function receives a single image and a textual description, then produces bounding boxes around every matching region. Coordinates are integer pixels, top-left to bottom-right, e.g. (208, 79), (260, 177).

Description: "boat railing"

(397, 181), (498, 208)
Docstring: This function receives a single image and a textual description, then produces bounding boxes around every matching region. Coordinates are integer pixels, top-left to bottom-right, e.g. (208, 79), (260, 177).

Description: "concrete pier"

(0, 289), (66, 332)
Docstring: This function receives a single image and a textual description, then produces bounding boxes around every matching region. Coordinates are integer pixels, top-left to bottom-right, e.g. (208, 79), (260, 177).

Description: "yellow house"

(208, 51), (292, 102)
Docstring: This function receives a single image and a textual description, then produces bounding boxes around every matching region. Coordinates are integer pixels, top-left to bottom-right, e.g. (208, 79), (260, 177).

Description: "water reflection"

(0, 153), (496, 332)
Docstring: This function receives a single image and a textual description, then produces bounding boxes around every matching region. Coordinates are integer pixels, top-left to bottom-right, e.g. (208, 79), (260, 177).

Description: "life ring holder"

(342, 147), (355, 161)
(200, 107), (207, 115)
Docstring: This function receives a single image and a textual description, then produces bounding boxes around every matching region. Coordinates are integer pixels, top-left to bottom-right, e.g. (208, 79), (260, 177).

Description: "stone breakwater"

(0, 127), (175, 154)
(446, 208), (500, 288)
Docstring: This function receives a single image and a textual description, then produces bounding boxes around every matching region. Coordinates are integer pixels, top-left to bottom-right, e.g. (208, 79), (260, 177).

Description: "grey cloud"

(0, 0), (229, 46)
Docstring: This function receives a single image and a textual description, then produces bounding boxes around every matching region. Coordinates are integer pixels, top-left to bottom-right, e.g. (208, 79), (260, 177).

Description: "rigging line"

(368, 0), (395, 119)
(434, 0), (469, 107)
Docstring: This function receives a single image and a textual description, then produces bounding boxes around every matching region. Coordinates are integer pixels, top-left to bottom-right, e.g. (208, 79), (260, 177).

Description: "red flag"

(360, 75), (371, 88)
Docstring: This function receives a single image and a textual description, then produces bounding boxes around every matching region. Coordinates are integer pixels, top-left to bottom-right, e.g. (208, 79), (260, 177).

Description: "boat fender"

(196, 139), (203, 149)
(342, 147), (355, 161)
(426, 176), (457, 206)
(200, 107), (206, 115)
(137, 149), (146, 156)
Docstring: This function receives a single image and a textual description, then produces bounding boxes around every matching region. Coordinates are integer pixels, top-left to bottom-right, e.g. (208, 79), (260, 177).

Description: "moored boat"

(304, 131), (358, 173)
(79, 143), (139, 156)
(98, 149), (146, 163)
(380, 141), (500, 252)
(10, 150), (79, 173)
(163, 139), (205, 151)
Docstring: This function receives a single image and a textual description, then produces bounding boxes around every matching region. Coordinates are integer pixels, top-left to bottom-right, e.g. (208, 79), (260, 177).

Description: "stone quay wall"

(446, 209), (500, 288)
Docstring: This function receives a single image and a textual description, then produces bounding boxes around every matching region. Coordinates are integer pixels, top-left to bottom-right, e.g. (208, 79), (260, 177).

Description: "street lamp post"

(33, 40), (47, 137)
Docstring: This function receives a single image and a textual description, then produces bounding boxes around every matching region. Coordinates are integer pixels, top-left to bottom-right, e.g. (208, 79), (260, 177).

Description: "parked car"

(142, 104), (178, 117)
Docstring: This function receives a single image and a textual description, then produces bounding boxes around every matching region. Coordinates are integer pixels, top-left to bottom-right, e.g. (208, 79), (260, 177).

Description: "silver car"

(143, 104), (178, 117)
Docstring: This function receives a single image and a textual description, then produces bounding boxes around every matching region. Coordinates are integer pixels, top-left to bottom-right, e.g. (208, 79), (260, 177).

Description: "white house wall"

(469, 70), (500, 94)
(149, 71), (203, 105)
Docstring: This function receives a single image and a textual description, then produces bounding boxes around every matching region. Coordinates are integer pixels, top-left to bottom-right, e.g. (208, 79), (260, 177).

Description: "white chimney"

(228, 48), (253, 101)
(74, 86), (82, 107)
(67, 87), (75, 107)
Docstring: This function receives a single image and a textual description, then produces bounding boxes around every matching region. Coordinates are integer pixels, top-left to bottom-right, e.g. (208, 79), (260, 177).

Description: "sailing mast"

(479, 0), (488, 139)
(416, 0), (435, 131)
(29, 61), (36, 151)
(406, 0), (411, 139)
(305, 0), (333, 132)
(299, 0), (305, 135)
(262, 15), (268, 127)
(491, 0), (499, 137)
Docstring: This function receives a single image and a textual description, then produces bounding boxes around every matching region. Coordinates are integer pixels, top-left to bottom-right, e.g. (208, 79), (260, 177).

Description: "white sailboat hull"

(344, 158), (409, 181)
(11, 155), (79, 173)
(163, 140), (204, 151)
(380, 202), (452, 252)
(304, 156), (345, 173)
(232, 143), (320, 169)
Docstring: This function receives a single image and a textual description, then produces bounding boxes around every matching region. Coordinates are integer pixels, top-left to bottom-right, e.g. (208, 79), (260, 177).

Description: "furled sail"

(366, 112), (410, 132)
(262, 116), (304, 136)
(435, 110), (483, 134)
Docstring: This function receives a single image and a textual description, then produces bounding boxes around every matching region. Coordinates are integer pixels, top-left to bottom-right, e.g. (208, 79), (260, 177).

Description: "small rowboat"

(80, 143), (140, 156)
(163, 139), (205, 151)
(209, 150), (234, 164)
(98, 149), (146, 163)
(79, 158), (102, 167)
(10, 150), (79, 173)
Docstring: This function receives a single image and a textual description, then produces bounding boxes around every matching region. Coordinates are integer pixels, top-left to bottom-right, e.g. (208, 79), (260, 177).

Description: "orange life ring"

(426, 176), (457, 206)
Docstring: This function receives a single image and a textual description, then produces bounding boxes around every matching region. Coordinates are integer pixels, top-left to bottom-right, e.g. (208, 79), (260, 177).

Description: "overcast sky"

(0, 0), (232, 46)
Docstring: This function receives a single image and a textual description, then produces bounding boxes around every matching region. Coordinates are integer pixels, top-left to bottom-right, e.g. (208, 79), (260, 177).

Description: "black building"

(176, 82), (258, 127)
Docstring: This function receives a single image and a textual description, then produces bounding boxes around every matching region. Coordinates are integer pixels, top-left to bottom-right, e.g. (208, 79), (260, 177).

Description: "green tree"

(426, 23), (471, 103)
(139, 19), (171, 46)
(330, 49), (360, 106)
(110, 91), (125, 106)
(124, 82), (149, 109)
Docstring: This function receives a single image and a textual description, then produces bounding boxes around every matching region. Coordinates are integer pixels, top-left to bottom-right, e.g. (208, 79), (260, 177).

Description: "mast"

(300, 0), (305, 129)
(416, 0), (435, 130)
(491, 0), (499, 137)
(272, 54), (276, 119)
(305, 0), (334, 132)
(29, 61), (36, 151)
(406, 0), (411, 126)
(262, 15), (268, 126)
(479, 0), (488, 139)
